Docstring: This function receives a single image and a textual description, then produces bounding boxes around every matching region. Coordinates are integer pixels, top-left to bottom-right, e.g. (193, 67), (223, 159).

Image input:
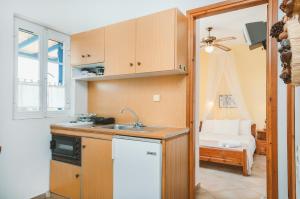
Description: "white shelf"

(72, 63), (104, 69)
(72, 69), (187, 81)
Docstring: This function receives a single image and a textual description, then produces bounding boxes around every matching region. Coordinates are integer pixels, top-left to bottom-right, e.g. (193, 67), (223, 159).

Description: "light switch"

(153, 94), (160, 102)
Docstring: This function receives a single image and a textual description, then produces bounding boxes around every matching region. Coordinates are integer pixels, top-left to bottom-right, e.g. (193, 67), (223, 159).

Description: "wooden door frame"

(287, 85), (296, 199)
(186, 0), (278, 199)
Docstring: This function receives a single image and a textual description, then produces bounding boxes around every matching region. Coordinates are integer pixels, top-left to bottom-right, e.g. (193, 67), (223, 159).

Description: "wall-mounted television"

(243, 21), (267, 50)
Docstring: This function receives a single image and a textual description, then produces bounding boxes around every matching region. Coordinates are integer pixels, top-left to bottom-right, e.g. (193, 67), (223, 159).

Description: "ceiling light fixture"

(205, 44), (214, 53)
(201, 27), (236, 53)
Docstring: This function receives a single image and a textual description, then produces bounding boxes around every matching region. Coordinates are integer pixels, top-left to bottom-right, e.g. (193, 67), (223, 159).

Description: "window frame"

(13, 18), (71, 119)
(46, 29), (71, 118)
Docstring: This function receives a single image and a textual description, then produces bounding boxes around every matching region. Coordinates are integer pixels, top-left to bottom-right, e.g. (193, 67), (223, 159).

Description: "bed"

(199, 120), (256, 176)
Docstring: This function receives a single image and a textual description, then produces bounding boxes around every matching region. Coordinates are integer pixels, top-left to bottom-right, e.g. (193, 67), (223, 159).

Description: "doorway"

(294, 86), (300, 199)
(195, 4), (268, 198)
(186, 1), (279, 199)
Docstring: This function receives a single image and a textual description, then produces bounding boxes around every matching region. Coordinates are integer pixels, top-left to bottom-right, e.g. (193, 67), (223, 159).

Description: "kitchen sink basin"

(102, 124), (136, 130)
(99, 124), (163, 132)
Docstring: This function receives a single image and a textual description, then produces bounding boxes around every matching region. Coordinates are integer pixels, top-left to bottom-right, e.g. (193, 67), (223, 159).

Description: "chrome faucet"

(120, 107), (143, 128)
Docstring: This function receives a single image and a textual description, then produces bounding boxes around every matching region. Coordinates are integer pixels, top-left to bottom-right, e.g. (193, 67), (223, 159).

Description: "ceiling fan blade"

(213, 44), (231, 51)
(214, 36), (237, 43)
(200, 44), (206, 48)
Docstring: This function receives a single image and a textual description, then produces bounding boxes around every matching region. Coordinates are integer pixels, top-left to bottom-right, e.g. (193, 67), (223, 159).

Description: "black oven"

(50, 134), (81, 166)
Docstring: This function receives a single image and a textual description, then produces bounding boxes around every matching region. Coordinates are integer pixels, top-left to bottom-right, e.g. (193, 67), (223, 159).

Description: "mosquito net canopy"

(200, 51), (251, 121)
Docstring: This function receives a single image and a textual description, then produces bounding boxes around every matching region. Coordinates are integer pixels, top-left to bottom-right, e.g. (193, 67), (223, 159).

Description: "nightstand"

(256, 129), (267, 155)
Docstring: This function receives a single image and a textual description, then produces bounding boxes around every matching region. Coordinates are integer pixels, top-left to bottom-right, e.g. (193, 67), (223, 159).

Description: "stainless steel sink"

(99, 124), (163, 132)
(102, 124), (136, 130)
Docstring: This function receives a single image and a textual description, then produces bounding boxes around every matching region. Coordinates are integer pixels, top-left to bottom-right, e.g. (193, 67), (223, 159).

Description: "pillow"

(239, 120), (252, 135)
(213, 120), (240, 135)
(201, 120), (215, 133)
(218, 140), (242, 148)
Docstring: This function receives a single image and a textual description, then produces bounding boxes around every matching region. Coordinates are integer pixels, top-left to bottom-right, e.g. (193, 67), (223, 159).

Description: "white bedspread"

(199, 133), (256, 175)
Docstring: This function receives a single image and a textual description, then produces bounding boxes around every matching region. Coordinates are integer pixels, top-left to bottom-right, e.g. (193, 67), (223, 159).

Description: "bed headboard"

(199, 121), (257, 138)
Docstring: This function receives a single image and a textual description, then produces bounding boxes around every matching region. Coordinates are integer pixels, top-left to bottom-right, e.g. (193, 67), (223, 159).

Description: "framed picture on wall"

(219, 95), (237, 108)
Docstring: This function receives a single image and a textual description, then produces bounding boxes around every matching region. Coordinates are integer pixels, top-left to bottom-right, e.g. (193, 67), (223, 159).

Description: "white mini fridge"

(112, 136), (162, 199)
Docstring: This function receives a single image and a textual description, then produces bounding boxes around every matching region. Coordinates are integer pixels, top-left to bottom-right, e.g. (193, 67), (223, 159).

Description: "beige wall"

(88, 75), (186, 128)
(87, 44), (265, 129)
(199, 45), (266, 129)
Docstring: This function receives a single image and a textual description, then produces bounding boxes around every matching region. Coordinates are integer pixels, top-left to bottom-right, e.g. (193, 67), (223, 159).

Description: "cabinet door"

(71, 28), (105, 66)
(82, 137), (113, 199)
(135, 9), (175, 73)
(50, 160), (81, 199)
(85, 28), (105, 64)
(71, 33), (88, 66)
(105, 20), (136, 75)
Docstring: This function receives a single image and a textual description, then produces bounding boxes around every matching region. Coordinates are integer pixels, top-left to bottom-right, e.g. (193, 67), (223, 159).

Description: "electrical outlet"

(153, 94), (160, 102)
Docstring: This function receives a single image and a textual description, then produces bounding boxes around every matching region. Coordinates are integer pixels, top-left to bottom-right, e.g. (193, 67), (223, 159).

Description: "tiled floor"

(196, 155), (266, 199)
(32, 193), (66, 199)
(33, 156), (266, 199)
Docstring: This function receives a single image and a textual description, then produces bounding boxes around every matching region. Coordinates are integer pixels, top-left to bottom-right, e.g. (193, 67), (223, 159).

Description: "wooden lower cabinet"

(50, 160), (81, 199)
(49, 132), (188, 199)
(164, 134), (189, 199)
(82, 137), (113, 199)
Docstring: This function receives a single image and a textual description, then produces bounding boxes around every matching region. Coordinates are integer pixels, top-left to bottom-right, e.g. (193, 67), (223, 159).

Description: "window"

(47, 38), (67, 112)
(14, 18), (70, 119)
(16, 28), (41, 113)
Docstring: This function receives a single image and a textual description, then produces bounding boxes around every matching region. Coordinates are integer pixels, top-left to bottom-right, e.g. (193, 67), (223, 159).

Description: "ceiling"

(197, 4), (267, 46)
(2, 0), (224, 35)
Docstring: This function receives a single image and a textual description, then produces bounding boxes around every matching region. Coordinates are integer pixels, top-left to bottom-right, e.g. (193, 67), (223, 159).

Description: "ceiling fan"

(200, 27), (237, 53)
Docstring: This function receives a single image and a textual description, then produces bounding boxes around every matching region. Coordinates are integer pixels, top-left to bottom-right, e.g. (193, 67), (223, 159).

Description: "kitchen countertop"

(50, 124), (189, 140)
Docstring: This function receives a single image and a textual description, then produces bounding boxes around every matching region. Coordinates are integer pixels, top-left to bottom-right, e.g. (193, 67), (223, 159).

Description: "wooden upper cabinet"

(70, 8), (187, 76)
(71, 28), (105, 66)
(105, 20), (136, 75)
(71, 32), (87, 66)
(82, 137), (113, 199)
(50, 160), (81, 199)
(135, 9), (187, 73)
(175, 9), (188, 72)
(135, 9), (175, 73)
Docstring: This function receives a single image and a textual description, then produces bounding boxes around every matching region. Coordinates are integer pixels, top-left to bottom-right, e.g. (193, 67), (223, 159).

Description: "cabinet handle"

(137, 62), (141, 66)
(81, 55), (85, 58)
(87, 54), (91, 57)
(75, 174), (80, 178)
(82, 145), (86, 149)
(129, 63), (134, 67)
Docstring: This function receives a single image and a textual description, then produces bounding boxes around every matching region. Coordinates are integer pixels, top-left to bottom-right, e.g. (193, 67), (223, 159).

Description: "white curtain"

(202, 51), (251, 120)
(195, 50), (251, 185)
(47, 85), (65, 110)
(17, 82), (65, 111)
(17, 81), (40, 111)
(223, 52), (250, 119)
(202, 53), (226, 119)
